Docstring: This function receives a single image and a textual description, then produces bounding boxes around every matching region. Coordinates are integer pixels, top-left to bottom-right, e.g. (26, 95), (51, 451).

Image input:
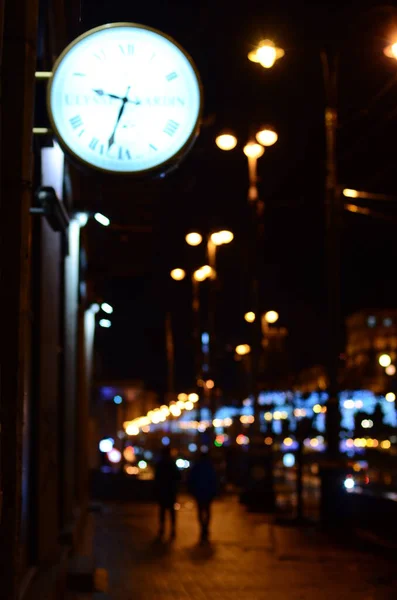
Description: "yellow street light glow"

(215, 133), (238, 151)
(256, 127), (278, 147)
(384, 42), (397, 59)
(379, 353), (392, 367)
(211, 230), (234, 246)
(205, 379), (215, 389)
(169, 405), (181, 417)
(188, 393), (199, 402)
(177, 393), (188, 401)
(264, 310), (279, 324)
(343, 188), (359, 198)
(126, 424), (139, 436)
(248, 39), (285, 68)
(386, 392), (396, 402)
(193, 268), (207, 282)
(200, 265), (213, 278)
(185, 232), (203, 246)
(235, 343), (251, 355)
(243, 142), (265, 159)
(245, 311), (256, 323)
(386, 364), (396, 376)
(185, 400), (194, 410)
(170, 268), (186, 281)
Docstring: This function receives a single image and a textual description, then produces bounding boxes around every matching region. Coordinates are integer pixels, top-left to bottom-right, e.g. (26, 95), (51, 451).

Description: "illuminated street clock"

(47, 23), (203, 175)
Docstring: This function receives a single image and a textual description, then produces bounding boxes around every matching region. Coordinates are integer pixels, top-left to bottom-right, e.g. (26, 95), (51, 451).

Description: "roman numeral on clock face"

(118, 147), (132, 160)
(119, 44), (134, 55)
(166, 71), (178, 81)
(70, 115), (83, 129)
(164, 120), (180, 136)
(89, 137), (99, 151)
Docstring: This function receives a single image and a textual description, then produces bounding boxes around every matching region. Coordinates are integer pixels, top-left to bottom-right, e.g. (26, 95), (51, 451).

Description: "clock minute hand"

(107, 85), (131, 150)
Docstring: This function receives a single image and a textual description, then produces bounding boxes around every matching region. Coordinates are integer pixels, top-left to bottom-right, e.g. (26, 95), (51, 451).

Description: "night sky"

(76, 0), (397, 395)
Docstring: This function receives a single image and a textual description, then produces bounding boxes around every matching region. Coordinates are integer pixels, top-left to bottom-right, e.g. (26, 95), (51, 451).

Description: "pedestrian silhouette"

(154, 446), (180, 539)
(188, 450), (217, 542)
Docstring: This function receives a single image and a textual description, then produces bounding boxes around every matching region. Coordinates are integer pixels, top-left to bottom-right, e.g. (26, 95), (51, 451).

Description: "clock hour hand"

(93, 88), (141, 104)
(93, 88), (123, 100)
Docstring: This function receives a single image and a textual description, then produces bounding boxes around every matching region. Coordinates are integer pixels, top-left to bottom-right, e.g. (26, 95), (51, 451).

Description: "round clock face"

(47, 23), (202, 174)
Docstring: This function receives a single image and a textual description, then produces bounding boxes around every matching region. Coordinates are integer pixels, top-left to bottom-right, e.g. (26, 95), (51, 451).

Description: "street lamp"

(379, 353), (392, 367)
(236, 344), (251, 356)
(244, 311), (256, 323)
(215, 132), (238, 150)
(101, 302), (113, 314)
(170, 268), (186, 281)
(99, 318), (111, 328)
(210, 230), (234, 246)
(216, 127), (278, 202)
(247, 39), (285, 69)
(185, 232), (203, 246)
(93, 212), (110, 227)
(264, 310), (279, 324)
(255, 126), (278, 147)
(384, 41), (397, 59)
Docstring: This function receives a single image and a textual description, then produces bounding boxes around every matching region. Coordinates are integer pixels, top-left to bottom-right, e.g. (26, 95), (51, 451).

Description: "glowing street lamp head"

(235, 344), (251, 356)
(264, 310), (279, 324)
(384, 42), (397, 59)
(101, 302), (113, 314)
(379, 353), (392, 368)
(193, 268), (206, 282)
(243, 142), (265, 159)
(194, 266), (212, 281)
(255, 127), (278, 147)
(210, 230), (234, 246)
(343, 188), (359, 198)
(248, 39), (285, 69)
(215, 132), (238, 151)
(170, 268), (186, 281)
(94, 212), (110, 226)
(244, 311), (256, 323)
(185, 232), (203, 246)
(99, 318), (111, 328)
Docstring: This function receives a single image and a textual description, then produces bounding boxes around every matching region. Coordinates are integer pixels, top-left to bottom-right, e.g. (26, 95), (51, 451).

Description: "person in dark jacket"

(188, 450), (217, 542)
(154, 446), (180, 538)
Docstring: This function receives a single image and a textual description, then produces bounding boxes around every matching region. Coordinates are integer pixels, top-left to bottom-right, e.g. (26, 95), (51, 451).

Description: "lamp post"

(184, 230), (233, 430)
(170, 265), (212, 423)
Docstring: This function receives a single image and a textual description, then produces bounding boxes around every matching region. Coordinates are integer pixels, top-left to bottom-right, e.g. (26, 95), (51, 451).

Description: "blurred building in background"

(295, 309), (397, 394)
(344, 309), (397, 393)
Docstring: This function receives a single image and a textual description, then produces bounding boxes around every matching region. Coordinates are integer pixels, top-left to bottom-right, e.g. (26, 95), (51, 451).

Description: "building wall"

(0, 0), (91, 598)
(345, 309), (397, 393)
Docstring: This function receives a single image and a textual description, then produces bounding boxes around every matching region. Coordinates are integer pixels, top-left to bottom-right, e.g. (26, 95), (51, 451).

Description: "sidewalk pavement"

(92, 494), (397, 599)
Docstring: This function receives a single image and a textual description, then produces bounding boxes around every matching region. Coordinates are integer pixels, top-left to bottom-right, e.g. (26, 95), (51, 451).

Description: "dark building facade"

(0, 1), (94, 598)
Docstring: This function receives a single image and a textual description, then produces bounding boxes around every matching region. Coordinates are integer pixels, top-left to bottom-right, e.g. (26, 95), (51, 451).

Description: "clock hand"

(93, 88), (141, 104)
(108, 86), (131, 150)
(94, 88), (124, 101)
